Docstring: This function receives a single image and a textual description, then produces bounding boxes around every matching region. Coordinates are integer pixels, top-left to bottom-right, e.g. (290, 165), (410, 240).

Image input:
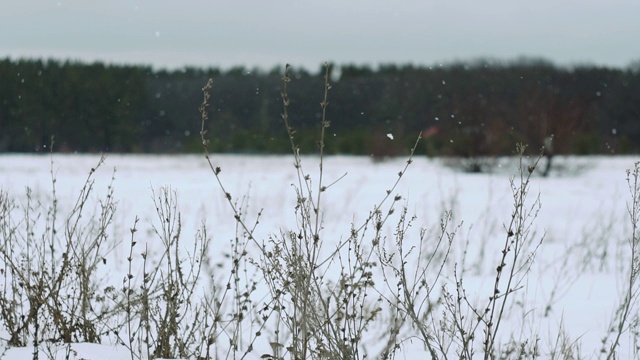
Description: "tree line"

(1, 58), (638, 156)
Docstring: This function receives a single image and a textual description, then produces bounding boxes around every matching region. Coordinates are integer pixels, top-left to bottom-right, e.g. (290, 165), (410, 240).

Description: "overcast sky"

(1, 0), (639, 71)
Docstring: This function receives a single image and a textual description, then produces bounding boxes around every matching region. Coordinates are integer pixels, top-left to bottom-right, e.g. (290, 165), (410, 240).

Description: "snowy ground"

(0, 153), (638, 359)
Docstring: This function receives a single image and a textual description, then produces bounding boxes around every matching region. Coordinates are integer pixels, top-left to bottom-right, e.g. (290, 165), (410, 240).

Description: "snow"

(0, 153), (638, 359)
(2, 343), (134, 360)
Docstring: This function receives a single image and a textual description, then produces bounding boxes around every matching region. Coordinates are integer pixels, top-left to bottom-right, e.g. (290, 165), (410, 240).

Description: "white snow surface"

(0, 153), (638, 359)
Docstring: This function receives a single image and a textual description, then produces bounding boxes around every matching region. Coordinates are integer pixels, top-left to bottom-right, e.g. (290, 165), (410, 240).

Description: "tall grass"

(0, 64), (638, 359)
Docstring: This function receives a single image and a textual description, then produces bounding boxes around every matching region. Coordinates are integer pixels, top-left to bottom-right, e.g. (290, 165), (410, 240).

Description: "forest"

(1, 57), (639, 158)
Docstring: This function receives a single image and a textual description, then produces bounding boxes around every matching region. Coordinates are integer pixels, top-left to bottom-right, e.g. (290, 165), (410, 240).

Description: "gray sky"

(1, 0), (639, 71)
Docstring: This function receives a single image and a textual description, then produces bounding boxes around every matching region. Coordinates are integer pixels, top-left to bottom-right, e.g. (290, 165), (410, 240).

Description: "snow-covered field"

(0, 153), (638, 359)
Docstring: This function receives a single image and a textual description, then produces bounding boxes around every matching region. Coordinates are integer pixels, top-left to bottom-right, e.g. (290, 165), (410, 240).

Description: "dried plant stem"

(606, 162), (640, 359)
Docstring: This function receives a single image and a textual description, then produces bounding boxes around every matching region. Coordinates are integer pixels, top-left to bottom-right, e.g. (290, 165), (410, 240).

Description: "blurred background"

(1, 0), (639, 157)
